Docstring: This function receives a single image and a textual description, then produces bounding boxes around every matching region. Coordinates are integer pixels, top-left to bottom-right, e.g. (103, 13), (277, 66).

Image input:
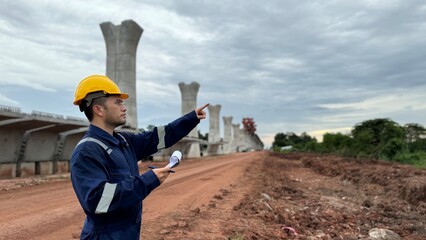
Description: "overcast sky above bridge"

(1, 0), (426, 147)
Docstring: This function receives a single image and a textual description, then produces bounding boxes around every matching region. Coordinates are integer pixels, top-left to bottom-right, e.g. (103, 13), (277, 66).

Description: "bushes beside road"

(272, 118), (426, 168)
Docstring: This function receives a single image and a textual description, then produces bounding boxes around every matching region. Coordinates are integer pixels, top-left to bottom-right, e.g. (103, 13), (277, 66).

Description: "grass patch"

(226, 232), (244, 240)
(393, 152), (426, 169)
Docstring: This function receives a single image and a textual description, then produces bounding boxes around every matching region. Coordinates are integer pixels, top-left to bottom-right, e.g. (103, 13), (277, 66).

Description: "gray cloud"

(1, 0), (426, 146)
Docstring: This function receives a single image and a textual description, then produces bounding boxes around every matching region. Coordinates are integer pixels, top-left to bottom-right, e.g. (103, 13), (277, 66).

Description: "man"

(70, 75), (208, 239)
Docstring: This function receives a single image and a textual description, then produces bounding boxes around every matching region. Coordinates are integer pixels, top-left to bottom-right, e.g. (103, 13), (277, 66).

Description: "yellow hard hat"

(73, 75), (129, 106)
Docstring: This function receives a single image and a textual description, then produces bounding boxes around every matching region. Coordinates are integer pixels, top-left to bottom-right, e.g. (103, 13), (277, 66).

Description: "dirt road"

(0, 152), (258, 240)
(1, 151), (425, 239)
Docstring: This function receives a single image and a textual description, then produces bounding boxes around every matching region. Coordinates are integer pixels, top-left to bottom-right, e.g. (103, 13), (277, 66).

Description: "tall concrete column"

(239, 128), (247, 151)
(232, 123), (240, 152)
(100, 20), (143, 130)
(222, 116), (233, 154)
(206, 104), (222, 156)
(208, 104), (221, 143)
(179, 82), (200, 158)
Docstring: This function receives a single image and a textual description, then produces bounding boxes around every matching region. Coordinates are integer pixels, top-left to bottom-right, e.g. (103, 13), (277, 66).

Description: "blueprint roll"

(167, 151), (182, 168)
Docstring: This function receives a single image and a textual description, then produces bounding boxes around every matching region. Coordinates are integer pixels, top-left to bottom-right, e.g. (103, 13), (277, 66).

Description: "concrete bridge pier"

(100, 20), (143, 130)
(178, 82), (201, 158)
(231, 123), (240, 152)
(207, 104), (222, 156)
(238, 128), (248, 151)
(222, 116), (233, 154)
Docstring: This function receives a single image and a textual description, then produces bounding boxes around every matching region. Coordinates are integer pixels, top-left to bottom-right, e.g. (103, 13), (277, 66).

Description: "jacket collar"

(87, 124), (120, 146)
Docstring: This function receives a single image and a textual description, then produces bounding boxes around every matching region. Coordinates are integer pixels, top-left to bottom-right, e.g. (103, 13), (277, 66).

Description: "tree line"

(272, 118), (426, 168)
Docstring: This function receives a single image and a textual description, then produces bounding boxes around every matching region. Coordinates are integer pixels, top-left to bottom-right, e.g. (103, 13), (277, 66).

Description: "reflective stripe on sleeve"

(95, 182), (117, 214)
(157, 125), (166, 150)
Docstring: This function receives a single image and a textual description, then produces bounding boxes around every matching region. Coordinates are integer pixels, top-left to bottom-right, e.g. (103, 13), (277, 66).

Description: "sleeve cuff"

(140, 170), (161, 191)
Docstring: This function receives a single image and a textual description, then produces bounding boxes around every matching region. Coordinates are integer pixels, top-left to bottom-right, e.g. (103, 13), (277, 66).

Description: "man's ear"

(93, 105), (104, 117)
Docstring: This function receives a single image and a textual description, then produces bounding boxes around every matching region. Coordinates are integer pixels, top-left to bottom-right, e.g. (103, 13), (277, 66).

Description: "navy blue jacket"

(70, 111), (200, 240)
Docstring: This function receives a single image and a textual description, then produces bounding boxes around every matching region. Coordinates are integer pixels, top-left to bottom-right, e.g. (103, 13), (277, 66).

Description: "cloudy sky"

(1, 0), (426, 147)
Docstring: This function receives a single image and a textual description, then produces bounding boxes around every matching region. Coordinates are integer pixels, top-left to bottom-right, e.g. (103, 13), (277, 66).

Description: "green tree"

(322, 132), (353, 154)
(351, 118), (404, 159)
(299, 132), (314, 143)
(146, 124), (156, 131)
(381, 138), (405, 160)
(139, 124), (156, 132)
(404, 123), (426, 152)
(303, 140), (320, 152)
(198, 130), (208, 141)
(273, 132), (317, 151)
(272, 132), (291, 147)
(404, 123), (425, 142)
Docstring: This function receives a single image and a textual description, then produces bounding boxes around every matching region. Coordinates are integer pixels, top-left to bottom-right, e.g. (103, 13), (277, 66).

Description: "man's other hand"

(152, 167), (171, 184)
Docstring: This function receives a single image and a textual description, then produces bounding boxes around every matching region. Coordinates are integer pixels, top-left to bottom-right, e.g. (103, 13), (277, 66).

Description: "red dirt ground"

(0, 151), (424, 239)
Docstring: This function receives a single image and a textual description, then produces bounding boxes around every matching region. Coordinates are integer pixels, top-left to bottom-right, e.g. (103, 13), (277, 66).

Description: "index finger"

(198, 103), (209, 111)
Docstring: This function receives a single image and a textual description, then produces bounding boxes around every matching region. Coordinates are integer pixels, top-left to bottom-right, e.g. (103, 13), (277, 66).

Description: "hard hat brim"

(73, 92), (129, 106)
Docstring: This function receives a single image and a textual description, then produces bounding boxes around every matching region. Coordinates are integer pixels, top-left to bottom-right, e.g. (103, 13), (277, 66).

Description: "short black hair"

(82, 96), (108, 121)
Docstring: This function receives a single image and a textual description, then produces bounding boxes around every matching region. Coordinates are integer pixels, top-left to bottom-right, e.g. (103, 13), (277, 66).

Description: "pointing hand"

(195, 103), (209, 119)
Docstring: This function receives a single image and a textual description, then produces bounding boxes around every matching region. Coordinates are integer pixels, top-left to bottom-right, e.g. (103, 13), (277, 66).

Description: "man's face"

(103, 95), (127, 127)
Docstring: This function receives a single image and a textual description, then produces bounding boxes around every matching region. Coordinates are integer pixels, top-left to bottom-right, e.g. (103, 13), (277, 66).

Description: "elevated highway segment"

(0, 106), (88, 178)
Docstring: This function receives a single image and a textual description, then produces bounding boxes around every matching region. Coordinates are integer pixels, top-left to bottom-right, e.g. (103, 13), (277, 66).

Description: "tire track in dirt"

(0, 152), (258, 240)
(141, 152), (262, 239)
(0, 181), (84, 240)
(142, 152), (257, 221)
